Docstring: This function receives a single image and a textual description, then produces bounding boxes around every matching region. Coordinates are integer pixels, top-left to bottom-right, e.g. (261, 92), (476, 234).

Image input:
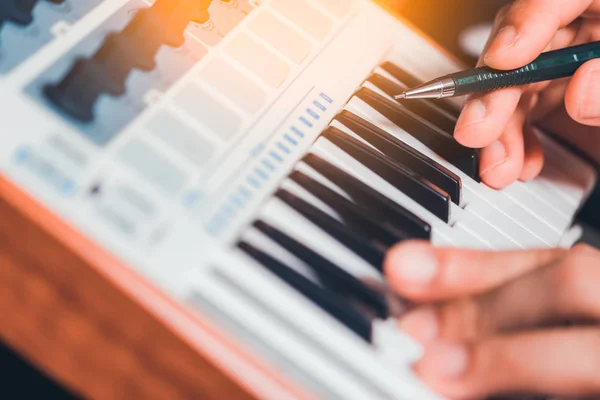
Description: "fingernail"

(398, 307), (438, 344)
(455, 98), (487, 133)
(418, 342), (469, 379)
(389, 243), (438, 286)
(484, 25), (518, 61)
(580, 68), (600, 120)
(480, 140), (508, 176)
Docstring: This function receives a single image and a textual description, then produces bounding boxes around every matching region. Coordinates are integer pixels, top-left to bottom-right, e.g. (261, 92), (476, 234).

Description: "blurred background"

(0, 1), (508, 398)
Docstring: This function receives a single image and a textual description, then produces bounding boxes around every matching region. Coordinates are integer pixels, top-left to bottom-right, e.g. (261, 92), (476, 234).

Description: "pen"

(396, 40), (600, 100)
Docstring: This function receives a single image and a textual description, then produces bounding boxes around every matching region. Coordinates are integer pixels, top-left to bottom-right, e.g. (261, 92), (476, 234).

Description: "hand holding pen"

(399, 0), (600, 191)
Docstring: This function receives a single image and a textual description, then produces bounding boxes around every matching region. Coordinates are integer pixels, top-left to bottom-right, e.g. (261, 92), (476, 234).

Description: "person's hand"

(384, 241), (600, 400)
(454, 0), (600, 189)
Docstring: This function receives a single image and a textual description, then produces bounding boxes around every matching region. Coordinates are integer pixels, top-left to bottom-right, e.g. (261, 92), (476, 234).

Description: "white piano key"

(260, 198), (382, 281)
(242, 227), (322, 283)
(520, 175), (574, 218)
(345, 95), (562, 247)
(211, 253), (445, 400)
(311, 137), (496, 248)
(538, 132), (597, 195)
(501, 182), (570, 233)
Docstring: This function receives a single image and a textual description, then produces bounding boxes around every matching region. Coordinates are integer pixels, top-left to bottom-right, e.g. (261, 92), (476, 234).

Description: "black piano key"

(335, 110), (462, 205)
(253, 220), (389, 319)
(303, 154), (432, 240)
(380, 62), (460, 118)
(322, 127), (451, 222)
(355, 88), (480, 181)
(289, 170), (402, 249)
(276, 189), (386, 270)
(238, 241), (373, 341)
(367, 73), (457, 135)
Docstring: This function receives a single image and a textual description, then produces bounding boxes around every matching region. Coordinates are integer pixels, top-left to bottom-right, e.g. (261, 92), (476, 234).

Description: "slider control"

(0, 0), (65, 29)
(43, 0), (213, 123)
(43, 59), (109, 123)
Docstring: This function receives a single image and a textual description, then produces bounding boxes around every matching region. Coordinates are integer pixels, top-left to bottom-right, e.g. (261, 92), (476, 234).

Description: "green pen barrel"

(451, 41), (600, 96)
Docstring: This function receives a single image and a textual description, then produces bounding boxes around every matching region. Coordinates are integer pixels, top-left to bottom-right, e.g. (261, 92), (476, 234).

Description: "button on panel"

(316, 0), (353, 19)
(198, 57), (267, 114)
(146, 111), (215, 168)
(270, 0), (333, 41)
(116, 139), (187, 195)
(248, 10), (312, 65)
(224, 32), (291, 88)
(173, 82), (243, 141)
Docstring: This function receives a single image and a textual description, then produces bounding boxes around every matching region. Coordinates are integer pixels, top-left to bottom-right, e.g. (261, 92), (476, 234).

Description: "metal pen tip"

(394, 92), (407, 99)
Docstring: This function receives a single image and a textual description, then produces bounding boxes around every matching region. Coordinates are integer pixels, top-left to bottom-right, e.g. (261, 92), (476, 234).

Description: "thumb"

(565, 58), (600, 126)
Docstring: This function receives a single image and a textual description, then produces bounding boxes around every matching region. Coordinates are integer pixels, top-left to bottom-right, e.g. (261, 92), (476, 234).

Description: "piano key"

(501, 182), (571, 233)
(520, 174), (575, 216)
(238, 241), (373, 341)
(538, 133), (597, 205)
(311, 137), (493, 248)
(367, 74), (456, 135)
(260, 198), (381, 281)
(354, 87), (480, 180)
(254, 220), (389, 319)
(322, 127), (451, 222)
(243, 225), (323, 283)
(276, 189), (386, 270)
(334, 110), (462, 205)
(301, 155), (432, 240)
(289, 170), (403, 247)
(311, 130), (517, 250)
(345, 97), (560, 247)
(379, 61), (460, 118)
(374, 66), (460, 124)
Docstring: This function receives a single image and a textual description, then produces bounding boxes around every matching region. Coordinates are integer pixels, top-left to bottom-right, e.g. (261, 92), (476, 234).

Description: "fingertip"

(384, 240), (438, 298)
(454, 89), (522, 149)
(565, 59), (600, 126)
(519, 124), (544, 182)
(398, 307), (439, 345)
(413, 342), (473, 398)
(479, 140), (521, 189)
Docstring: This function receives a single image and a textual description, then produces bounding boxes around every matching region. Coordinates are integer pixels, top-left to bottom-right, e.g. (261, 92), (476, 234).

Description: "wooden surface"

(0, 2), (458, 399)
(0, 184), (259, 400)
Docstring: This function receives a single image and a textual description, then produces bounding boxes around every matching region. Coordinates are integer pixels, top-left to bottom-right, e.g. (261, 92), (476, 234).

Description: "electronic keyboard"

(0, 1), (597, 399)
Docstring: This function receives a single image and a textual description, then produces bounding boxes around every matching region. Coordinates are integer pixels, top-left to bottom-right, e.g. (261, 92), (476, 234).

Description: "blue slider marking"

(290, 126), (305, 138)
(247, 176), (261, 189)
(277, 142), (291, 154)
(222, 204), (236, 217)
(62, 179), (76, 196)
(184, 191), (202, 207)
(306, 108), (320, 120)
(239, 186), (253, 199)
(299, 116), (313, 128)
(231, 195), (244, 207)
(14, 146), (31, 164)
(319, 93), (333, 103)
(262, 159), (276, 171)
(270, 151), (284, 163)
(313, 100), (327, 112)
(283, 134), (298, 146)
(255, 168), (269, 181)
